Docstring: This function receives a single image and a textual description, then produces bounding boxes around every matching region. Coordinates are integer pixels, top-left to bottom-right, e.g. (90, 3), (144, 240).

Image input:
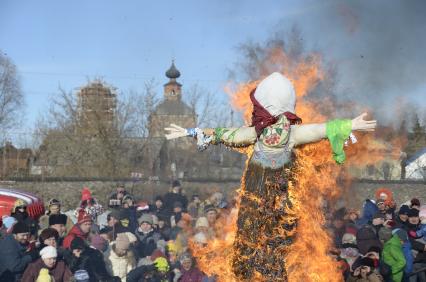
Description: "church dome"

(165, 61), (181, 79)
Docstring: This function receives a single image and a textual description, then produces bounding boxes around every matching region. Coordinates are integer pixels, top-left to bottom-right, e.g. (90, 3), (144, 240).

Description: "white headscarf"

(253, 72), (296, 116)
(40, 246), (57, 259)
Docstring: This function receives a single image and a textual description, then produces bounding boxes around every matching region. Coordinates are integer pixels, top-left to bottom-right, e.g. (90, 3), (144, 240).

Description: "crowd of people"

(331, 188), (426, 282)
(0, 180), (229, 282)
(0, 181), (425, 282)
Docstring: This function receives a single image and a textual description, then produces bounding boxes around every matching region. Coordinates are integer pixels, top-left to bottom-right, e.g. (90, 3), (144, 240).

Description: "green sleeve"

(326, 119), (352, 164)
(212, 127), (257, 147)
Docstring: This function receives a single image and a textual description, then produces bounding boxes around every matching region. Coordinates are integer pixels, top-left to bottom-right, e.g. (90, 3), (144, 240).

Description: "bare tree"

(126, 79), (159, 137)
(184, 83), (232, 128)
(0, 51), (24, 140)
(34, 79), (159, 178)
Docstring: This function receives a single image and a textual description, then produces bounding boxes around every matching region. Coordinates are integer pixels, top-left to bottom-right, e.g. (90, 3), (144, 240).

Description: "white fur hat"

(40, 246), (57, 259)
(193, 232), (207, 244)
(124, 232), (138, 244)
(195, 217), (209, 228)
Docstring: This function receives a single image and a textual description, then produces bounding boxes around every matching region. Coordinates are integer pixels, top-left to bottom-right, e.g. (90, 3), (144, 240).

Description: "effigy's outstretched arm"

(291, 112), (376, 163)
(205, 127), (257, 147)
(164, 124), (257, 150)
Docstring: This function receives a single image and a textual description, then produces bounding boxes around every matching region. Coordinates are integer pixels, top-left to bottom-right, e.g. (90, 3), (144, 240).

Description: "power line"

(19, 70), (227, 83)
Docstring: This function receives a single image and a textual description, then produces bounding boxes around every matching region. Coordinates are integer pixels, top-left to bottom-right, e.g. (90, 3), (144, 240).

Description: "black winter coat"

(64, 247), (120, 282)
(163, 192), (188, 213)
(135, 229), (163, 258)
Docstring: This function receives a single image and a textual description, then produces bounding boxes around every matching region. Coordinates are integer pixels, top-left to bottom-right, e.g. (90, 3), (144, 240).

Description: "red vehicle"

(0, 188), (45, 221)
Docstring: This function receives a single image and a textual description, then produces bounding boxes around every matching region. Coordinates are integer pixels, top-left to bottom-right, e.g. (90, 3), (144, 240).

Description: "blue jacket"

(0, 235), (32, 281)
(356, 199), (379, 227)
(416, 224), (426, 241)
(402, 241), (413, 274)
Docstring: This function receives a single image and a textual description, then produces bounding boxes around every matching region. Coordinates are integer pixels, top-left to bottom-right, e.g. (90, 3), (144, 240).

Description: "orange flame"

(191, 47), (398, 281)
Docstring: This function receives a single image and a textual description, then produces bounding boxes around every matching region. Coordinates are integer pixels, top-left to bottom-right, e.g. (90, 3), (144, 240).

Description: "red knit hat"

(81, 187), (92, 202)
(77, 210), (92, 225)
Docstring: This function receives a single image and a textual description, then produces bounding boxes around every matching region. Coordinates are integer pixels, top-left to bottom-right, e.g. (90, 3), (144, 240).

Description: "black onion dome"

(165, 61), (181, 79)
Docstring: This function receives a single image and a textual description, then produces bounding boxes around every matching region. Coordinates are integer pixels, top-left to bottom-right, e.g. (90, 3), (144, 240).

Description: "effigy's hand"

(164, 124), (212, 151)
(164, 124), (191, 140)
(351, 113), (377, 132)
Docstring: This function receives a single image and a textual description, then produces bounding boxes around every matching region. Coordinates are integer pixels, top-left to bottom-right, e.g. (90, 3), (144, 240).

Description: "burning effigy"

(165, 67), (377, 281)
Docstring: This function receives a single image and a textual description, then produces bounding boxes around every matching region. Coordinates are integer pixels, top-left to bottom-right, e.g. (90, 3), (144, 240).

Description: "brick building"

(0, 142), (33, 178)
(76, 80), (117, 136)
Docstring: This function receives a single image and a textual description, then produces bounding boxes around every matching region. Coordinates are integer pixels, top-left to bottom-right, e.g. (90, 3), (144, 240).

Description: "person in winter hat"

(10, 198), (39, 237)
(195, 216), (209, 231)
(64, 237), (120, 282)
(39, 228), (59, 249)
(0, 221), (35, 281)
(135, 213), (163, 258)
(21, 245), (72, 282)
(193, 232), (208, 248)
(187, 194), (203, 219)
(150, 195), (165, 216)
(104, 209), (130, 240)
(339, 233), (360, 272)
(391, 229), (414, 280)
(395, 205), (410, 229)
(108, 183), (129, 208)
(48, 214), (69, 247)
(156, 213), (171, 241)
(76, 187), (103, 224)
(356, 199), (380, 227)
(81, 187), (92, 202)
(104, 233), (136, 282)
(378, 226), (393, 245)
(406, 208), (420, 233)
(62, 211), (93, 249)
(36, 227), (65, 262)
(121, 194), (138, 232)
(382, 229), (407, 282)
(374, 188), (396, 212)
(356, 225), (382, 255)
(178, 252), (206, 282)
(90, 234), (108, 252)
(344, 209), (360, 225)
(347, 257), (384, 282)
(163, 180), (188, 214)
(170, 201), (183, 227)
(412, 205), (426, 241)
(38, 199), (62, 231)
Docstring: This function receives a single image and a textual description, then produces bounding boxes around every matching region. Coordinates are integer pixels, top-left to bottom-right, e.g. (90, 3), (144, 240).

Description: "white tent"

(405, 148), (426, 180)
